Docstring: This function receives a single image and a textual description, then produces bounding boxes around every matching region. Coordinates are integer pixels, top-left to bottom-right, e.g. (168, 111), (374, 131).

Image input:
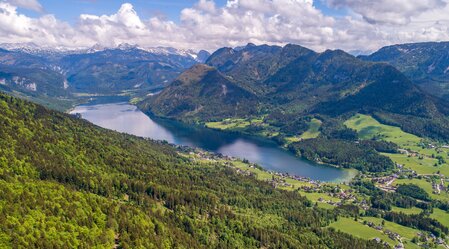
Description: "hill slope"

(0, 92), (386, 248)
(360, 42), (449, 98)
(142, 44), (449, 140)
(141, 64), (259, 121)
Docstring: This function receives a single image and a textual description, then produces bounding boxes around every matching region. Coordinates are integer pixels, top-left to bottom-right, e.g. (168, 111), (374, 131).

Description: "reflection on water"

(71, 102), (355, 182)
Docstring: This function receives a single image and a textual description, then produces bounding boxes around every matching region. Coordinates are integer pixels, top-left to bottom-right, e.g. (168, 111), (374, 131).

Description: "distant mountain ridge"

(0, 42), (210, 62)
(0, 43), (210, 102)
(360, 41), (449, 98)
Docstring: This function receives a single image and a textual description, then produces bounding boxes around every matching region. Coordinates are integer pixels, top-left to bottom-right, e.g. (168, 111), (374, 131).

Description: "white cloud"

(4, 0), (43, 12)
(327, 0), (447, 25)
(0, 0), (448, 52)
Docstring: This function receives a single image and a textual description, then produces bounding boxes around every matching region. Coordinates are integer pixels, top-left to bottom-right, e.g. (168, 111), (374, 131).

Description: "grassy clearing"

(206, 118), (251, 130)
(344, 114), (421, 147)
(129, 97), (144, 105)
(362, 217), (420, 241)
(383, 153), (439, 174)
(284, 136), (302, 144)
(329, 217), (396, 246)
(430, 208), (449, 228)
(300, 118), (322, 140)
(391, 206), (423, 215)
(316, 202), (336, 209)
(231, 161), (273, 181)
(394, 178), (449, 202)
(284, 118), (322, 144)
(299, 192), (340, 203)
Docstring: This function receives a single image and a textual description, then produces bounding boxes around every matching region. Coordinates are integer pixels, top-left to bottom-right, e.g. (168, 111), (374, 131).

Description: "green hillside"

(141, 44), (449, 141)
(0, 92), (388, 248)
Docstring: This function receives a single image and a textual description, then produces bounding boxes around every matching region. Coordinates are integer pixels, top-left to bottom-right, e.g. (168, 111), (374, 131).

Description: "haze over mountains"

(0, 43), (210, 104)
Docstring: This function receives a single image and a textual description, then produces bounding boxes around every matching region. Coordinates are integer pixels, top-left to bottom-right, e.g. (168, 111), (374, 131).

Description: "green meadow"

(300, 118), (322, 139)
(344, 114), (421, 147)
(394, 178), (449, 202)
(430, 209), (449, 229)
(391, 206), (423, 215)
(328, 217), (397, 246)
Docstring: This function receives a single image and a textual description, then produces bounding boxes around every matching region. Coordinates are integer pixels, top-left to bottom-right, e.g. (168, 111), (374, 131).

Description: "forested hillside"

(360, 42), (449, 98)
(142, 43), (449, 145)
(0, 92), (385, 248)
(140, 64), (259, 120)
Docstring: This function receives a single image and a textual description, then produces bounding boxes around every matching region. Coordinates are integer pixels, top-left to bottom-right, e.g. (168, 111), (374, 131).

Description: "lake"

(71, 102), (356, 182)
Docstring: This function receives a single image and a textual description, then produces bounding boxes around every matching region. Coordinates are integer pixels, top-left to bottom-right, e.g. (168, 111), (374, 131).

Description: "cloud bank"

(0, 0), (448, 52)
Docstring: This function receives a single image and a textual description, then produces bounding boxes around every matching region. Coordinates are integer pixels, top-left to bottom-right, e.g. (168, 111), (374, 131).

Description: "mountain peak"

(176, 64), (216, 84)
(116, 43), (138, 50)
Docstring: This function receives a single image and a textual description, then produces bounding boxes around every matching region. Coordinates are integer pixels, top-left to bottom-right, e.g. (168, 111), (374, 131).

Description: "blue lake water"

(71, 102), (355, 182)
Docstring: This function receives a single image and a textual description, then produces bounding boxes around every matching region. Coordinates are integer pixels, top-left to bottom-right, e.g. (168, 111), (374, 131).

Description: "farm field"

(328, 217), (397, 246)
(346, 114), (449, 177)
(383, 153), (440, 174)
(391, 206), (423, 215)
(362, 216), (420, 241)
(206, 118), (252, 130)
(430, 209), (449, 229)
(344, 114), (421, 147)
(394, 178), (449, 202)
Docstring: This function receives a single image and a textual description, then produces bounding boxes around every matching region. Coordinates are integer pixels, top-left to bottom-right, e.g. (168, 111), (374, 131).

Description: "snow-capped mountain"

(0, 42), (86, 57)
(0, 42), (211, 63)
(137, 46), (210, 63)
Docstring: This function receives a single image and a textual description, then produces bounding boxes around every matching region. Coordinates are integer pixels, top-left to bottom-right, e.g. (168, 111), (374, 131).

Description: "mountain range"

(2, 41), (449, 140)
(0, 43), (210, 107)
(360, 42), (449, 98)
(142, 43), (449, 140)
(3, 41), (449, 248)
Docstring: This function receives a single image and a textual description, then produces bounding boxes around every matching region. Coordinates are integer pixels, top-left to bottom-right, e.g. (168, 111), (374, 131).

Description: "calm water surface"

(71, 102), (355, 182)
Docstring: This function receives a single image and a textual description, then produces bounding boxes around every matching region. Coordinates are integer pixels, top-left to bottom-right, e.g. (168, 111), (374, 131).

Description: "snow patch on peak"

(140, 46), (209, 62)
(117, 43), (138, 50)
(63, 79), (69, 89)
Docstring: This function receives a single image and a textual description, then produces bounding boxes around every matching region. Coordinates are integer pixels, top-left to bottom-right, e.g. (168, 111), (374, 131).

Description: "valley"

(3, 0), (449, 248)
(70, 102), (354, 182)
(70, 99), (449, 248)
(2, 41), (449, 248)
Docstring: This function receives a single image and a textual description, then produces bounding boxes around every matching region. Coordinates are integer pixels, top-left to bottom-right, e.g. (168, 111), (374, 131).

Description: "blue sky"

(1, 0), (448, 51)
(22, 0), (229, 23)
(20, 0), (346, 23)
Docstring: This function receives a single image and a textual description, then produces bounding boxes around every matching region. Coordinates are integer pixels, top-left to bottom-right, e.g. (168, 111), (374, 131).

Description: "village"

(174, 142), (449, 248)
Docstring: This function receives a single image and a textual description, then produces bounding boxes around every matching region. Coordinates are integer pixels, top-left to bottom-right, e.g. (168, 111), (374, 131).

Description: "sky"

(1, 0), (449, 52)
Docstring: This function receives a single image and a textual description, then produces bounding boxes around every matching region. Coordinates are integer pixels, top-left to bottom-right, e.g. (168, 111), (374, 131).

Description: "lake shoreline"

(139, 107), (357, 183)
(71, 101), (356, 183)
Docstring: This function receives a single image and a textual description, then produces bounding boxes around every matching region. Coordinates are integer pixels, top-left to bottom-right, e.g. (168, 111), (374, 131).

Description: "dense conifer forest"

(0, 92), (387, 248)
